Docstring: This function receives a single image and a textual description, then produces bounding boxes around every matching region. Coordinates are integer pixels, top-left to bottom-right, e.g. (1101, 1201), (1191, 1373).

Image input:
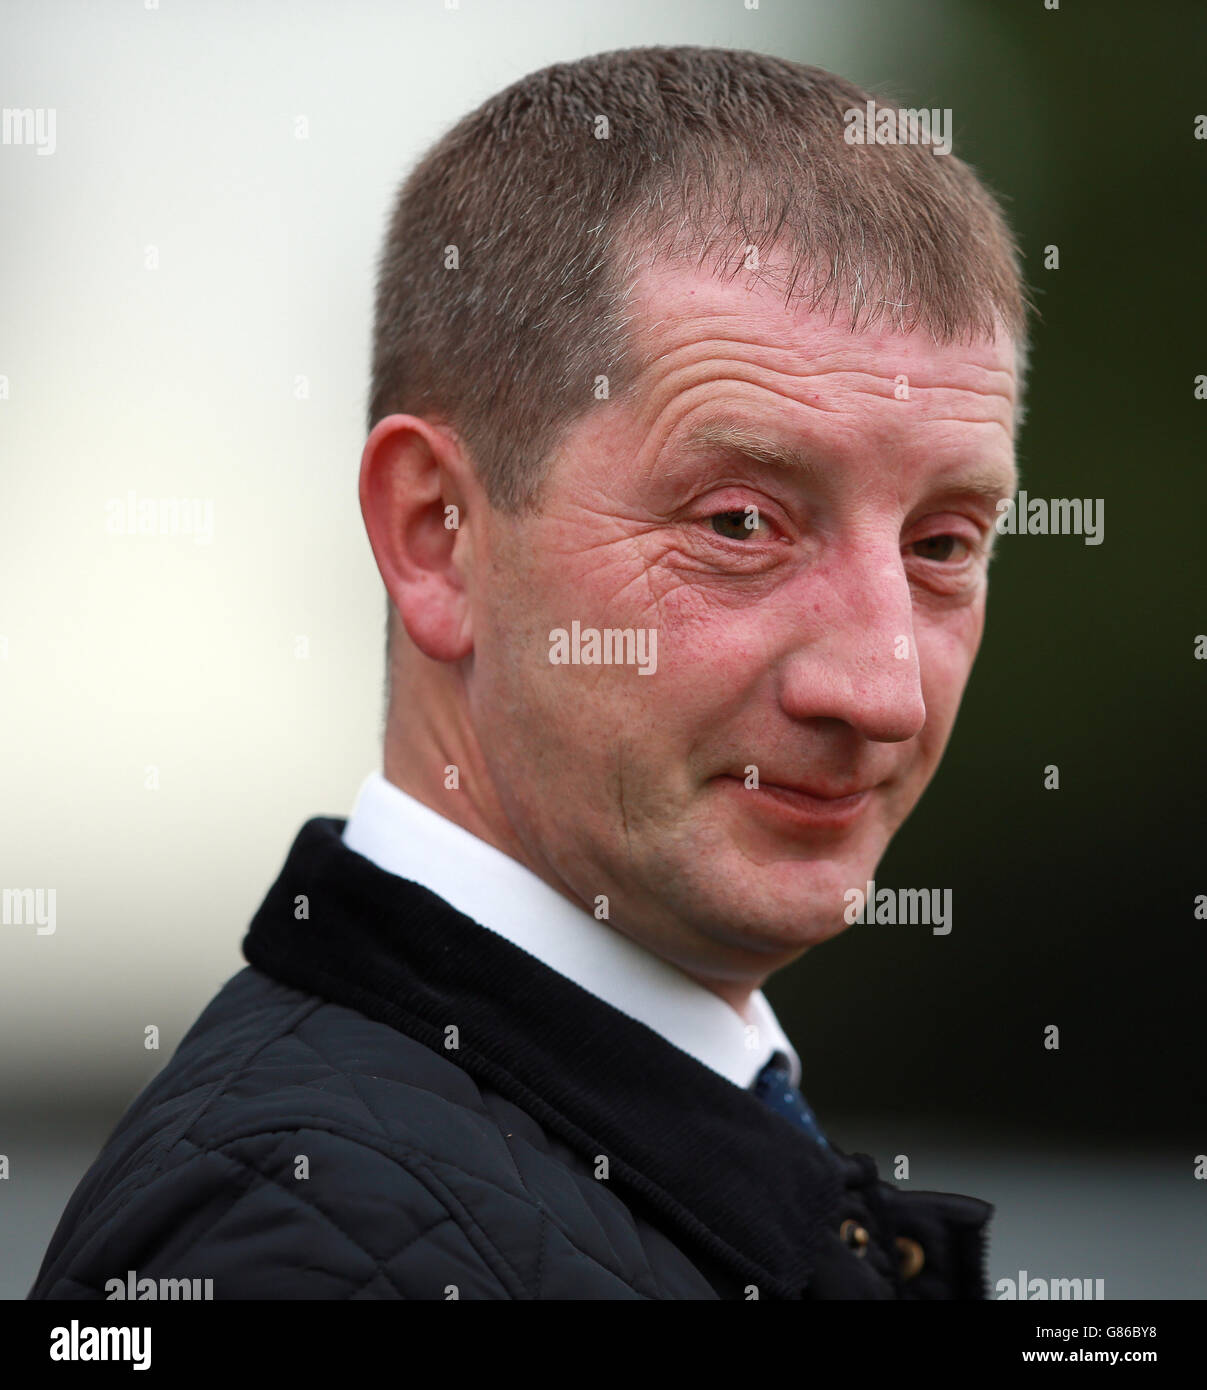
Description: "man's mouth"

(716, 774), (878, 832)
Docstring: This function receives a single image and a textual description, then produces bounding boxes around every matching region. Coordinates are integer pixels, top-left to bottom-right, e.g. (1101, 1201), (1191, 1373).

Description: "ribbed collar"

(243, 817), (844, 1298)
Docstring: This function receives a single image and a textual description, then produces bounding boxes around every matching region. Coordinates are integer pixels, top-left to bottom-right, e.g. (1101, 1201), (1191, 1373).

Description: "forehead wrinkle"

(627, 281), (1017, 402)
(615, 300), (1018, 494)
(633, 315), (864, 383)
(628, 328), (1016, 438)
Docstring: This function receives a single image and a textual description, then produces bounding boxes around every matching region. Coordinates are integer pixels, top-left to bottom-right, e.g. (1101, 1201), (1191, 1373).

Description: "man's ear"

(358, 415), (476, 663)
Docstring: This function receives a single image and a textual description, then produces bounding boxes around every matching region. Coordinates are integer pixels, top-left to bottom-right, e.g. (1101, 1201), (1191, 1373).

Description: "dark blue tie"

(753, 1053), (829, 1148)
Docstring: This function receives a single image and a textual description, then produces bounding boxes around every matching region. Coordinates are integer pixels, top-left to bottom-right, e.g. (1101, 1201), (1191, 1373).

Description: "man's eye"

(911, 535), (968, 563)
(709, 509), (768, 540)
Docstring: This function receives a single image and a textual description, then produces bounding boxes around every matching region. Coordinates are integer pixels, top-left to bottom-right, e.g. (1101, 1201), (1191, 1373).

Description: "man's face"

(465, 260), (1017, 996)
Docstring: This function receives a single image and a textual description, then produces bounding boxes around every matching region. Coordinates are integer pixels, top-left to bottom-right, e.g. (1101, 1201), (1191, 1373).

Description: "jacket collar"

(243, 817), (849, 1298)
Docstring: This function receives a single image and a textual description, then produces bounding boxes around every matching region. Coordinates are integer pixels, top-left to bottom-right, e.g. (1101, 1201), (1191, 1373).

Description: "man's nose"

(775, 547), (928, 744)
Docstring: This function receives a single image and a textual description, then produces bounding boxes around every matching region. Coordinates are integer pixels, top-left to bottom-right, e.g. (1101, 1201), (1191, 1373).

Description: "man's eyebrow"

(677, 420), (1017, 501)
(927, 468), (1018, 505)
(677, 421), (821, 476)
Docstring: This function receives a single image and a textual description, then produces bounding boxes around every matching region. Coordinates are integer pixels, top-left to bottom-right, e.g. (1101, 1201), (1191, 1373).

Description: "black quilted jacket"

(29, 817), (992, 1300)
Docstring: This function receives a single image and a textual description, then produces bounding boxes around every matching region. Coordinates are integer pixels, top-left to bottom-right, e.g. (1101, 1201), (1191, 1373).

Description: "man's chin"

(667, 852), (882, 961)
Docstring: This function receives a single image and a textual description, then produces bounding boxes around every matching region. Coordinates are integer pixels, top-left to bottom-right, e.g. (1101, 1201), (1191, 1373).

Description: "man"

(31, 46), (1026, 1300)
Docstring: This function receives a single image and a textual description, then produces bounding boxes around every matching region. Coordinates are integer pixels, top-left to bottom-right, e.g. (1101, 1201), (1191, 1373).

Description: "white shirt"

(341, 772), (802, 1091)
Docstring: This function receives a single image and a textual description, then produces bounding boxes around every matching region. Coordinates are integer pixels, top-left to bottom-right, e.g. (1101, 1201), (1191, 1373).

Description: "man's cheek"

(921, 595), (987, 663)
(529, 523), (658, 600)
(919, 609), (982, 695)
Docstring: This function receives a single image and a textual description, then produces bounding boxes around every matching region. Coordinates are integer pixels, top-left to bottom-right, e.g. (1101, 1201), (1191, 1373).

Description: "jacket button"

(895, 1236), (925, 1280)
(839, 1219), (869, 1256)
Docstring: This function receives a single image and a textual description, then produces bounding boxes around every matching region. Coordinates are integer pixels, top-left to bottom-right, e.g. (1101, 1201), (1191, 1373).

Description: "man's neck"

(378, 750), (762, 1022)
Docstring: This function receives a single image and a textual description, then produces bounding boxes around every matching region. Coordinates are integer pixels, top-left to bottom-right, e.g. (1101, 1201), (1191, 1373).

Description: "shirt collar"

(341, 772), (801, 1090)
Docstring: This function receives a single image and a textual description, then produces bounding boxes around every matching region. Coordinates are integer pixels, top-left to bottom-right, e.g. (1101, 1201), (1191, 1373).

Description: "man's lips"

(716, 773), (879, 831)
(761, 777), (875, 801)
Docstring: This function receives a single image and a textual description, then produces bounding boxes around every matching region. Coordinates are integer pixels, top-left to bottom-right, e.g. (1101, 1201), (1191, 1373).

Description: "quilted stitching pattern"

(30, 968), (718, 1300)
